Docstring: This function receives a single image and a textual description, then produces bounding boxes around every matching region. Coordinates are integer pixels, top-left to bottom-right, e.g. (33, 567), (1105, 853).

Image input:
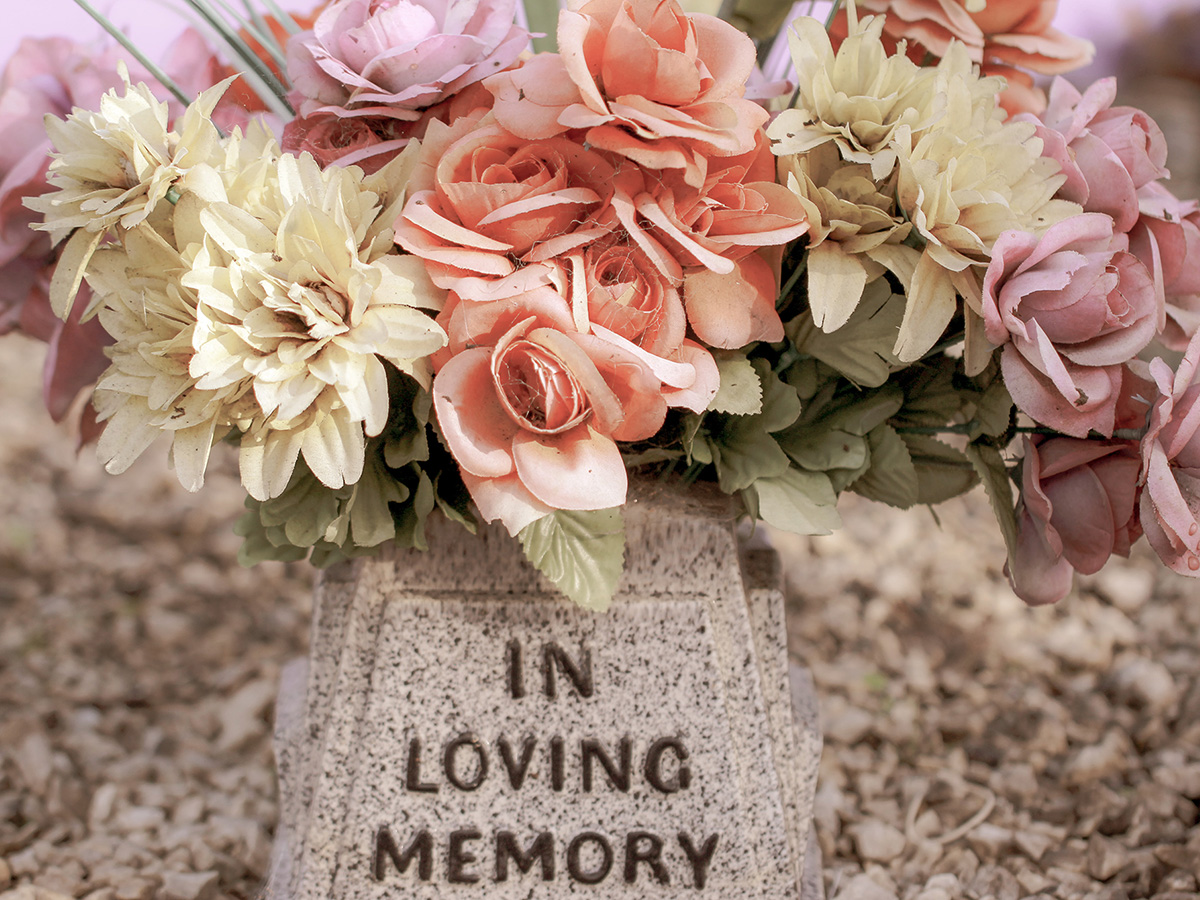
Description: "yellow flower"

(179, 147), (447, 501)
(27, 68), (229, 319)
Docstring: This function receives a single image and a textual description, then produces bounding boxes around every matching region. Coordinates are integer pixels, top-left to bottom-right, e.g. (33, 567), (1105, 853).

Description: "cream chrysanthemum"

(771, 2), (1079, 368)
(178, 148), (446, 501)
(89, 226), (257, 492)
(27, 68), (229, 318)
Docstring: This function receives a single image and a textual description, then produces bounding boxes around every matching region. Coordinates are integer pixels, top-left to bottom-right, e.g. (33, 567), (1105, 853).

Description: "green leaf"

(708, 353), (763, 415)
(784, 428), (868, 473)
(752, 468), (841, 536)
(754, 359), (803, 433)
(518, 508), (626, 611)
(901, 434), (979, 504)
(965, 443), (1019, 568)
(433, 469), (477, 535)
(712, 417), (792, 493)
(234, 505), (307, 566)
(791, 278), (904, 388)
(394, 468), (437, 551)
(850, 425), (919, 508)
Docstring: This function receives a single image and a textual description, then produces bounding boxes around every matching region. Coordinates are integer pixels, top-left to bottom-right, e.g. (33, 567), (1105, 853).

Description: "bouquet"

(3, 0), (1198, 611)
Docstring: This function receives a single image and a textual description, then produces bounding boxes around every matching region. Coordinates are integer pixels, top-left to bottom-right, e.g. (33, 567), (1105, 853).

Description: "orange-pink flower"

(486, 0), (767, 185)
(433, 291), (671, 533)
(394, 114), (619, 301)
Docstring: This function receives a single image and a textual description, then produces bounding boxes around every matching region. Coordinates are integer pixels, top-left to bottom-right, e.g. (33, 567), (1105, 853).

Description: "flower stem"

(72, 0), (195, 107)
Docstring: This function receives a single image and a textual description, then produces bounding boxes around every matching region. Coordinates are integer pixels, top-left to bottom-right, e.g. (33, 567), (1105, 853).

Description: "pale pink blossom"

(1129, 181), (1200, 351)
(1008, 435), (1142, 605)
(286, 0), (528, 123)
(1029, 78), (1169, 233)
(1140, 329), (1200, 576)
(982, 214), (1159, 437)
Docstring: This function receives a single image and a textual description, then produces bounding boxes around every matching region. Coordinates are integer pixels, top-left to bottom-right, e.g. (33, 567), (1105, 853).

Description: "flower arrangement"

(4, 0), (1199, 610)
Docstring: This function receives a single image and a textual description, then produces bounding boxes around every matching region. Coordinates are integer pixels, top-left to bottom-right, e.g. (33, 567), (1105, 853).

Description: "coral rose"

(982, 214), (1159, 437)
(394, 115), (619, 300)
(286, 0), (528, 121)
(487, 0), (767, 185)
(1029, 78), (1169, 233)
(1008, 435), (1142, 605)
(1140, 330), (1200, 576)
(433, 292), (670, 533)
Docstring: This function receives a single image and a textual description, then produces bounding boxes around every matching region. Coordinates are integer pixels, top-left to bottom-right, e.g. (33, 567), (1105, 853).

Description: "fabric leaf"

(518, 508), (626, 611)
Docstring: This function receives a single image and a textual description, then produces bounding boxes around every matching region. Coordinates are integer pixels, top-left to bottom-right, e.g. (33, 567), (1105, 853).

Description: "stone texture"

(267, 489), (822, 899)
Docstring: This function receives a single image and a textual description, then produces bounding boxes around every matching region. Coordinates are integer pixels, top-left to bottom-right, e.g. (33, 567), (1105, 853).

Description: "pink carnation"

(1140, 330), (1200, 576)
(486, 0), (767, 186)
(982, 214), (1159, 437)
(1008, 435), (1142, 605)
(286, 0), (529, 122)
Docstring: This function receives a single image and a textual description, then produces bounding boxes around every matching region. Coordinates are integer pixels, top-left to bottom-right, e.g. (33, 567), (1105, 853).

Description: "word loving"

(373, 640), (721, 889)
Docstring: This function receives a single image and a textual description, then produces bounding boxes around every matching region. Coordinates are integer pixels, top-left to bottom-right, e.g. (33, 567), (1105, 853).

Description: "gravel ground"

(1, 330), (1198, 900)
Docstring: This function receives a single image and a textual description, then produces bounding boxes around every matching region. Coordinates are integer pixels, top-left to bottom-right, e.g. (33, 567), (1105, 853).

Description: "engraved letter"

(498, 735), (537, 790)
(581, 737), (632, 793)
(624, 831), (669, 885)
(645, 737), (692, 794)
(373, 826), (433, 882)
(567, 832), (613, 885)
(448, 828), (482, 884)
(405, 738), (438, 793)
(542, 642), (594, 699)
(506, 639), (525, 699)
(678, 833), (719, 889)
(494, 831), (555, 882)
(443, 733), (488, 792)
(550, 736), (565, 792)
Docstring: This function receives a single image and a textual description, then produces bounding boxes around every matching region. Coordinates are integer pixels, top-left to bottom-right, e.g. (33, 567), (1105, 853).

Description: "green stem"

(72, 0), (195, 107)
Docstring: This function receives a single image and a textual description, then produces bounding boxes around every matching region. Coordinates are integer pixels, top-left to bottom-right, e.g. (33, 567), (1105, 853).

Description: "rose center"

(494, 340), (588, 434)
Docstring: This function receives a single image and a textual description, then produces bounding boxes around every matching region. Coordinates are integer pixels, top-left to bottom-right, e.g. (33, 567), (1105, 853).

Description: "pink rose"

(1008, 435), (1142, 605)
(982, 214), (1159, 437)
(486, 0), (767, 185)
(286, 0), (528, 122)
(1030, 78), (1169, 233)
(1139, 330), (1200, 576)
(394, 115), (619, 301)
(432, 291), (669, 533)
(283, 112), (411, 173)
(1128, 181), (1200, 351)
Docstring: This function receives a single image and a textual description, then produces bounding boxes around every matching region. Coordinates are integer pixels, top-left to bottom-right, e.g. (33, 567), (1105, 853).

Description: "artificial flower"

(1008, 435), (1141, 605)
(1140, 329), (1200, 576)
(487, 0), (766, 185)
(981, 214), (1158, 438)
(286, 0), (528, 121)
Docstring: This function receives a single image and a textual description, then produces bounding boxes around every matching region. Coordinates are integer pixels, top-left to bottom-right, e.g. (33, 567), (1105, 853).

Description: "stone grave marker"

(267, 490), (823, 899)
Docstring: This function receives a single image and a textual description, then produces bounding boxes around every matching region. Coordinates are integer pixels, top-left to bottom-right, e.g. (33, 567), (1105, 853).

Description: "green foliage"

(708, 352), (763, 415)
(849, 424), (919, 508)
(518, 508), (626, 611)
(790, 279), (904, 388)
(966, 443), (1020, 569)
(749, 468), (841, 536)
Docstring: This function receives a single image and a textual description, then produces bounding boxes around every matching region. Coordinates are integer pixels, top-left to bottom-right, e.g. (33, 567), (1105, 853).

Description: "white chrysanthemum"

(768, 11), (946, 182)
(27, 68), (229, 318)
(890, 46), (1079, 363)
(179, 148), (447, 501)
(89, 227), (258, 492)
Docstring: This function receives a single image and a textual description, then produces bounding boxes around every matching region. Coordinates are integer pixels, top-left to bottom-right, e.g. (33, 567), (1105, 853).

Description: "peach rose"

(1008, 435), (1142, 605)
(432, 291), (670, 533)
(982, 214), (1159, 438)
(394, 115), (619, 301)
(486, 0), (767, 185)
(1139, 330), (1200, 576)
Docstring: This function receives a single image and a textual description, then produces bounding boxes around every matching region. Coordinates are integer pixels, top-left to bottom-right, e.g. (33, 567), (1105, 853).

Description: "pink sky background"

(2, 0), (1198, 86)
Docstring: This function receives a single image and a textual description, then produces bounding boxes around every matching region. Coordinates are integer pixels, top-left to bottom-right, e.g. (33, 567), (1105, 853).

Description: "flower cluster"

(5, 0), (1200, 609)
